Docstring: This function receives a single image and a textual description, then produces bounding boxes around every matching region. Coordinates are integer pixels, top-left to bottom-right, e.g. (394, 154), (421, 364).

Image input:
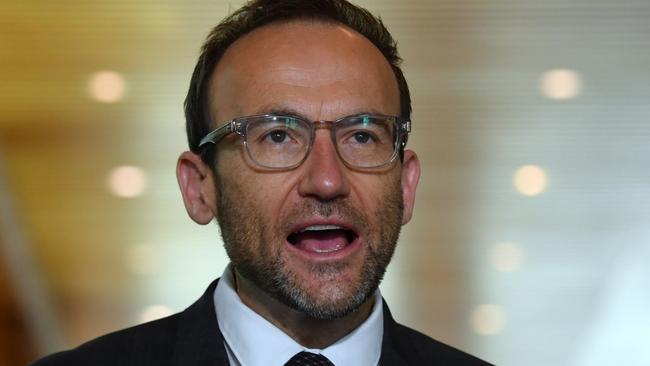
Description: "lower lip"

(285, 236), (362, 261)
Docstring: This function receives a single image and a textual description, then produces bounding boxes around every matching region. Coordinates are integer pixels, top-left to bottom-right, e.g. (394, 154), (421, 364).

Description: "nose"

(297, 131), (351, 201)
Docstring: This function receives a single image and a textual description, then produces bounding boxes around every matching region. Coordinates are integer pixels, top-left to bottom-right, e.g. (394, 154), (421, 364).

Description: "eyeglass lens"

(244, 115), (398, 169)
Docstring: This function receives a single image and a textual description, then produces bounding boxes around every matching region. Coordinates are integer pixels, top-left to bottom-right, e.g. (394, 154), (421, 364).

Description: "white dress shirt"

(213, 265), (384, 366)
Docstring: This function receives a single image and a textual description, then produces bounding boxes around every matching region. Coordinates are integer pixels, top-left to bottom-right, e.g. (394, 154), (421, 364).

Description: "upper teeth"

(299, 225), (342, 232)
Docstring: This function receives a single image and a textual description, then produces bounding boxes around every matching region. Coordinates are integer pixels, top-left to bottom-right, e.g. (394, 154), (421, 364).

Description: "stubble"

(215, 172), (404, 319)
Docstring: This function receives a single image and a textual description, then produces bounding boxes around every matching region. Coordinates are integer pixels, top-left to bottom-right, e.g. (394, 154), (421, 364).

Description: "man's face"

(206, 21), (418, 319)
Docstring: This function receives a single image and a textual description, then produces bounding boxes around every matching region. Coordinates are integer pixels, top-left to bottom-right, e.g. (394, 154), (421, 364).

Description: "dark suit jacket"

(31, 279), (492, 365)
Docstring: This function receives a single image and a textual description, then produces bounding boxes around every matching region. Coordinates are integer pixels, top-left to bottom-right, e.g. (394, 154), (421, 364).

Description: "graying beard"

(265, 243), (391, 320)
(216, 170), (403, 320)
(270, 265), (377, 320)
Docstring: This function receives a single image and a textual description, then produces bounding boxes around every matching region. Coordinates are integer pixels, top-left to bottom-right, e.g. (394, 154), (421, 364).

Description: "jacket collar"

(171, 278), (412, 366)
(378, 301), (412, 366)
(173, 279), (230, 366)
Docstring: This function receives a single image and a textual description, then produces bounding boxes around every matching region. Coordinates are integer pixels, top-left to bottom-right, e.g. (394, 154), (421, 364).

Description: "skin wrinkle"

(218, 80), (377, 124)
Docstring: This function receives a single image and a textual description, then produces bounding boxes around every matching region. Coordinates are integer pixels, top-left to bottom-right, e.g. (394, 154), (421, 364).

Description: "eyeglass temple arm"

(402, 120), (411, 133)
(198, 121), (236, 147)
(400, 120), (411, 148)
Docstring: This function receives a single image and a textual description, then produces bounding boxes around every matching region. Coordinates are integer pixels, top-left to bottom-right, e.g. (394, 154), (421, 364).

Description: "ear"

(400, 149), (421, 225)
(176, 151), (218, 225)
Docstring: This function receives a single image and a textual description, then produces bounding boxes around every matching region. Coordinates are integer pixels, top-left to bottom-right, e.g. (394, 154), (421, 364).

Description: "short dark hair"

(184, 0), (411, 164)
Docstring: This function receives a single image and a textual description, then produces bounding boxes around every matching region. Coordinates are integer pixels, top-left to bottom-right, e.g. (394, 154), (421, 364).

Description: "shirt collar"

(214, 264), (384, 366)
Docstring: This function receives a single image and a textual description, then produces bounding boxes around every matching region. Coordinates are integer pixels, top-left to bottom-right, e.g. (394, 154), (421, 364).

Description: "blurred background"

(1, 0), (649, 365)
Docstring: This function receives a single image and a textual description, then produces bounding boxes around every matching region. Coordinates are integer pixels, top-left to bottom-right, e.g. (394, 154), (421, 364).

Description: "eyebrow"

(253, 104), (389, 120)
(259, 106), (309, 120)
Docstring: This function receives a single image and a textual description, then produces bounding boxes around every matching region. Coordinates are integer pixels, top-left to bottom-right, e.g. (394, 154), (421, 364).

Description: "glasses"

(198, 113), (410, 170)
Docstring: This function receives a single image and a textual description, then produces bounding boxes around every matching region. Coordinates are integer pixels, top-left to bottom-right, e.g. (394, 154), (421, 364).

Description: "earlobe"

(400, 150), (421, 225)
(176, 151), (218, 225)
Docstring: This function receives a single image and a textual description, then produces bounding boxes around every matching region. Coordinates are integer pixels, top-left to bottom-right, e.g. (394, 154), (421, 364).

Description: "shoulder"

(30, 313), (181, 366)
(30, 279), (225, 366)
(381, 302), (492, 365)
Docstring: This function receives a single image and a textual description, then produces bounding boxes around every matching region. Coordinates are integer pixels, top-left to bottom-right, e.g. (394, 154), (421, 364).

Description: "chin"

(272, 263), (381, 320)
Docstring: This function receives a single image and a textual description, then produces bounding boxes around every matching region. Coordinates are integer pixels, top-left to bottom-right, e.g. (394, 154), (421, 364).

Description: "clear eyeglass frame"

(197, 113), (411, 170)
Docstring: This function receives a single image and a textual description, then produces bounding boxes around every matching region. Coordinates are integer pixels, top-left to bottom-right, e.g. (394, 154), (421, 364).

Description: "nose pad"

(297, 131), (350, 200)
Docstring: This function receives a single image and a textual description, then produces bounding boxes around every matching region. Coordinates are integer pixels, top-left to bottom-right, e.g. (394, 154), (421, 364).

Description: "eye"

(268, 129), (289, 143)
(352, 131), (372, 144)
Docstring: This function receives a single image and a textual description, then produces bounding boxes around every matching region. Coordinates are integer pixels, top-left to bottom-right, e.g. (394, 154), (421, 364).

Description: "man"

(33, 0), (491, 365)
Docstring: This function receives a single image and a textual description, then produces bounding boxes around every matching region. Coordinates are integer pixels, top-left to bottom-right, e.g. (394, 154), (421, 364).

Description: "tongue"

(291, 230), (349, 253)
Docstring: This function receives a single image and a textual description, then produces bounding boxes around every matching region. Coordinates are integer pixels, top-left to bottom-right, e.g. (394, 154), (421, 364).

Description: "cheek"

(219, 164), (298, 224)
(350, 171), (402, 216)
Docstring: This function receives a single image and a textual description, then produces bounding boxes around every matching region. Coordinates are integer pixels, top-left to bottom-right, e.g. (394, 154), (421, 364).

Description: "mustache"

(279, 198), (365, 233)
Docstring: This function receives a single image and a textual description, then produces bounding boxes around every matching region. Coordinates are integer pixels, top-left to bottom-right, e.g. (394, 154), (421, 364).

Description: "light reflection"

(89, 70), (126, 103)
(539, 69), (583, 100)
(107, 165), (148, 198)
(514, 165), (548, 196)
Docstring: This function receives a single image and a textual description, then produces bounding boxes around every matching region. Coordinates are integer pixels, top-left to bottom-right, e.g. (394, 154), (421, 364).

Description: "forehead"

(208, 20), (400, 122)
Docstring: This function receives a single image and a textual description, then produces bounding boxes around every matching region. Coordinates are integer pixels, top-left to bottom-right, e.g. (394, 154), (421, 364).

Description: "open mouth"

(287, 224), (358, 254)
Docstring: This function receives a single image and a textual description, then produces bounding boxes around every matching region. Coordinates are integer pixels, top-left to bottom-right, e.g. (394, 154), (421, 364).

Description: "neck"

(233, 269), (375, 349)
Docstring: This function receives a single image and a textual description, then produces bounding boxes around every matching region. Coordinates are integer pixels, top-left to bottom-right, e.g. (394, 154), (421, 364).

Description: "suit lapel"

(378, 301), (413, 366)
(172, 279), (231, 366)
(170, 282), (418, 366)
